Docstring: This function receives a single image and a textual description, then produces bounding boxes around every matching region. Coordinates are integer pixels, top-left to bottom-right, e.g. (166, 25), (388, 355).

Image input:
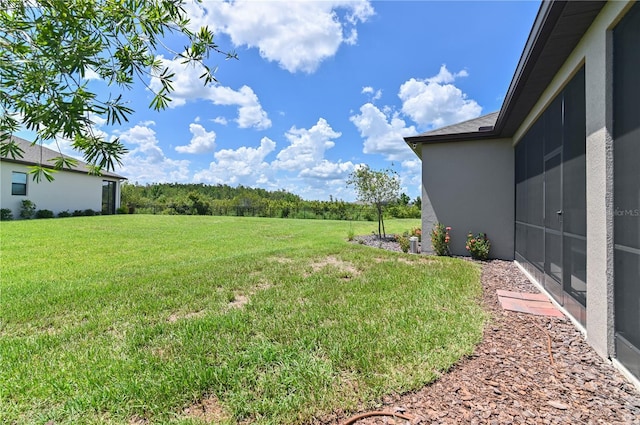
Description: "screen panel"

(613, 1), (640, 379)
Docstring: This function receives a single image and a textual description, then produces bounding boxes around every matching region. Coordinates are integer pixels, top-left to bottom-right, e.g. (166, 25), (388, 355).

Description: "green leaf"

(27, 165), (56, 183)
(0, 140), (25, 159)
(86, 164), (103, 176)
(74, 135), (127, 172)
(150, 93), (171, 111)
(50, 156), (79, 170)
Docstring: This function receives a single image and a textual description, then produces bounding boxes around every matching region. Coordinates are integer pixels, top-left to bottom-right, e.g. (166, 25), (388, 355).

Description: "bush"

(410, 227), (422, 242)
(430, 223), (451, 256)
(57, 210), (72, 218)
(70, 209), (99, 217)
(35, 209), (54, 219)
(19, 200), (36, 219)
(116, 206), (128, 214)
(0, 208), (13, 221)
(466, 232), (490, 260)
(397, 233), (410, 253)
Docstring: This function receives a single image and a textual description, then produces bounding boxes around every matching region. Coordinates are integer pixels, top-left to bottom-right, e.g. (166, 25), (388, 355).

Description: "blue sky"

(33, 0), (541, 201)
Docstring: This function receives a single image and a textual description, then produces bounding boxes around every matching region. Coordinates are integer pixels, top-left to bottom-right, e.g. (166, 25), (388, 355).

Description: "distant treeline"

(120, 183), (421, 221)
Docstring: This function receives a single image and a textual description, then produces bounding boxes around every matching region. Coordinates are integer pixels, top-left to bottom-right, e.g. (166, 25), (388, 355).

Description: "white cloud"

(399, 65), (481, 129)
(299, 160), (355, 180)
(426, 65), (468, 84)
(82, 66), (101, 81)
(362, 86), (382, 101)
(175, 123), (217, 154)
(194, 137), (276, 186)
(88, 113), (107, 127)
(212, 117), (229, 125)
(115, 122), (191, 183)
(185, 0), (374, 73)
(350, 103), (417, 161)
(274, 118), (342, 171)
(400, 158), (422, 190)
(273, 118), (357, 198)
(191, 118), (356, 199)
(149, 57), (271, 129)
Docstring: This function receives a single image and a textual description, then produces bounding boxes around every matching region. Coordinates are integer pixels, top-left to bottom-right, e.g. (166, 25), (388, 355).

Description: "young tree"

(0, 0), (236, 182)
(347, 165), (401, 238)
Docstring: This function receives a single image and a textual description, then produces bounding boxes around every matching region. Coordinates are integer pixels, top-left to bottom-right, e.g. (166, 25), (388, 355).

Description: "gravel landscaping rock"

(316, 238), (640, 425)
(352, 235), (421, 253)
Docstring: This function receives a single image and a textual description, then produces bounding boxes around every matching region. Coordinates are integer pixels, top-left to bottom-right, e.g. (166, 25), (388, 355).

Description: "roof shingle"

(412, 111), (499, 138)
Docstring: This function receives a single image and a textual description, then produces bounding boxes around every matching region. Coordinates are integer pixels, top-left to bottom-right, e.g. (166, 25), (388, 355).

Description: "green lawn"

(0, 215), (485, 424)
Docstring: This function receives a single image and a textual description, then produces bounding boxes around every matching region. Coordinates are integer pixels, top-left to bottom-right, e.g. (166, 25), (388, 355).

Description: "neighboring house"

(405, 1), (640, 385)
(0, 136), (126, 217)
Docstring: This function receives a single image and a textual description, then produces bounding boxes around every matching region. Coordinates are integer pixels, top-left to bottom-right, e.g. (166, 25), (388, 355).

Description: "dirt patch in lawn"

(167, 310), (206, 323)
(183, 394), (231, 424)
(308, 256), (360, 280)
(128, 415), (148, 424)
(272, 256), (294, 264)
(228, 294), (250, 309)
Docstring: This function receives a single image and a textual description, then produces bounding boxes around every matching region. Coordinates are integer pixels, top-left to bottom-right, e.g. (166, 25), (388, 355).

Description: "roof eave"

(404, 129), (499, 145)
(404, 129), (500, 160)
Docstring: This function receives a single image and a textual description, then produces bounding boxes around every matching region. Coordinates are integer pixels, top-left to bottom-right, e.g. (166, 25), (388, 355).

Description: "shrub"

(363, 211), (375, 222)
(430, 223), (451, 256)
(35, 209), (54, 219)
(19, 200), (36, 219)
(57, 210), (72, 218)
(347, 228), (355, 241)
(116, 206), (128, 214)
(0, 208), (13, 221)
(397, 233), (410, 253)
(70, 209), (100, 217)
(410, 227), (422, 242)
(466, 232), (490, 260)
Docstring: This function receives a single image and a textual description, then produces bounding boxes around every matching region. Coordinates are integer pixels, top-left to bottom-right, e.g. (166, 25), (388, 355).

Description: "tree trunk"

(377, 204), (383, 238)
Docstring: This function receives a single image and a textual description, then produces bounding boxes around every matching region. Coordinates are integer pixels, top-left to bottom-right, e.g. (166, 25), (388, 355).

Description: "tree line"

(120, 183), (421, 221)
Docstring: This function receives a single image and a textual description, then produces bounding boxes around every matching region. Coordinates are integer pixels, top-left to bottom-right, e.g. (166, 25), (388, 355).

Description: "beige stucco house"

(0, 136), (125, 217)
(405, 1), (639, 386)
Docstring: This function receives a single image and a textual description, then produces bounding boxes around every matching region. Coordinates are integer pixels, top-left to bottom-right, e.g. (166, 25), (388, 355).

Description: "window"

(11, 172), (27, 196)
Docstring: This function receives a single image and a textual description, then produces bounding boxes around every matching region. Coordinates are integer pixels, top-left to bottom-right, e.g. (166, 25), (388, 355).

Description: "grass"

(0, 215), (485, 424)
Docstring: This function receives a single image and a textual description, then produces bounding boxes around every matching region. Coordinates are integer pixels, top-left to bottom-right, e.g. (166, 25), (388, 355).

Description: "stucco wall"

(0, 161), (120, 217)
(420, 138), (514, 260)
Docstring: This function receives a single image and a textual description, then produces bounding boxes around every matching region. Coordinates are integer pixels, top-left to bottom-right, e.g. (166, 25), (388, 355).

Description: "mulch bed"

(316, 238), (640, 424)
